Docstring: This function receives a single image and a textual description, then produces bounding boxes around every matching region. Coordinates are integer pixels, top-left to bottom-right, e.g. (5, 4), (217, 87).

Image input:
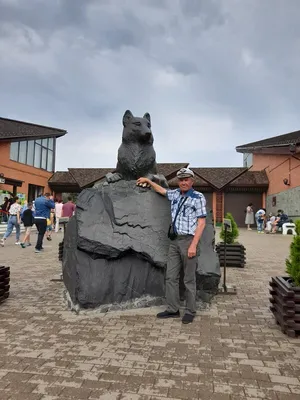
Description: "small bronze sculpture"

(106, 110), (168, 188)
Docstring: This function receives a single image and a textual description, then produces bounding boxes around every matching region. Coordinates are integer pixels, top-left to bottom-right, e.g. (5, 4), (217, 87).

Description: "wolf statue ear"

(143, 112), (151, 125)
(122, 110), (133, 127)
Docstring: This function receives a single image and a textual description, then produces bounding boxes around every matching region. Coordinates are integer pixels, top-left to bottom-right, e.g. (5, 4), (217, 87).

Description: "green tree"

(286, 220), (300, 286)
(220, 212), (239, 244)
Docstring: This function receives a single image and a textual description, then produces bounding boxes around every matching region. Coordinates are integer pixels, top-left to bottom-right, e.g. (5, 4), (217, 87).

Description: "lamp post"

(218, 218), (237, 296)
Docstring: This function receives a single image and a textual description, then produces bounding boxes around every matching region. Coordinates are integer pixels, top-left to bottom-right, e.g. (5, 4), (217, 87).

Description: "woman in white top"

(55, 200), (63, 233)
(245, 203), (254, 230)
(0, 196), (22, 246)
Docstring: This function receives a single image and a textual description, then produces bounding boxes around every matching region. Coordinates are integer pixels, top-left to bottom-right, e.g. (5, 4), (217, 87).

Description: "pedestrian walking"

(20, 202), (34, 248)
(0, 196), (22, 246)
(33, 193), (55, 253)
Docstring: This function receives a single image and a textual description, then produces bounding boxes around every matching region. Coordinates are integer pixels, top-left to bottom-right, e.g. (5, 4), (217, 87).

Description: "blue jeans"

(256, 218), (264, 232)
(3, 216), (20, 241)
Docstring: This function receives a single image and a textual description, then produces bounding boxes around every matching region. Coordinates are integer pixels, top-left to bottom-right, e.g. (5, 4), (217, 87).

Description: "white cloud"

(0, 0), (300, 171)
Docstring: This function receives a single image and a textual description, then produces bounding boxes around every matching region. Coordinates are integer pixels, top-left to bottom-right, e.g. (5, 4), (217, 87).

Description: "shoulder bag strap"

(172, 197), (188, 231)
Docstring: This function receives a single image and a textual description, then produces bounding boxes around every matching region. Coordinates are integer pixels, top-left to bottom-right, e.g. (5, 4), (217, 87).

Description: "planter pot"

(58, 240), (64, 262)
(216, 243), (246, 268)
(269, 276), (300, 337)
(0, 266), (10, 304)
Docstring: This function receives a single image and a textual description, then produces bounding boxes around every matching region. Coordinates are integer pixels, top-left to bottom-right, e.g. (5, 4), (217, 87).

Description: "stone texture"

(1, 228), (299, 400)
(63, 180), (220, 308)
(63, 181), (170, 308)
(267, 186), (300, 220)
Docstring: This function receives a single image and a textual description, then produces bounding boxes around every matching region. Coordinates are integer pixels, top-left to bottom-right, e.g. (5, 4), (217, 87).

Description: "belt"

(10, 214), (17, 216)
(176, 234), (194, 239)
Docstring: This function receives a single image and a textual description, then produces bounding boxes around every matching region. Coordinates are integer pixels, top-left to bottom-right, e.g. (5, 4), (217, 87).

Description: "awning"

(0, 176), (23, 187)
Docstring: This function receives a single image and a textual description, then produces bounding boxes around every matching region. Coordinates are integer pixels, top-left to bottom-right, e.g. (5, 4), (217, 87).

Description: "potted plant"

(269, 220), (300, 337)
(216, 212), (246, 268)
(0, 266), (10, 304)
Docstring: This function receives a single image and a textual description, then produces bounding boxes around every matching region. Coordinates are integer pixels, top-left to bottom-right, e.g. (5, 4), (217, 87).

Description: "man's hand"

(136, 177), (167, 196)
(136, 177), (151, 188)
(188, 243), (197, 258)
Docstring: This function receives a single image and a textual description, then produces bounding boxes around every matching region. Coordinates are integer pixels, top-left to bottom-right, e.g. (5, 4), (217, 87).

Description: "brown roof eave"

(0, 132), (66, 142)
(236, 143), (289, 153)
(228, 183), (269, 188)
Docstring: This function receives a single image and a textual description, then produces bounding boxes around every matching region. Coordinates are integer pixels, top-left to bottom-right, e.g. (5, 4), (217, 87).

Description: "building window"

(34, 144), (41, 168)
(10, 142), (19, 161)
(10, 138), (55, 172)
(243, 153), (253, 168)
(19, 141), (27, 164)
(26, 140), (34, 166)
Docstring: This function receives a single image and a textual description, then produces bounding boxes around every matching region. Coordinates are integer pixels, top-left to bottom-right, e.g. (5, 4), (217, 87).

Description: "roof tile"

(157, 163), (189, 179)
(236, 130), (300, 152)
(192, 167), (247, 189)
(68, 168), (115, 188)
(229, 170), (268, 186)
(48, 171), (77, 184)
(48, 165), (268, 190)
(0, 117), (66, 141)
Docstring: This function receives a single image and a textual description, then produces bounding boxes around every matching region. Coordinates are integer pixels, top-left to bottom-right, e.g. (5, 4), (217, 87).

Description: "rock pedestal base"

(0, 266), (10, 305)
(62, 181), (220, 309)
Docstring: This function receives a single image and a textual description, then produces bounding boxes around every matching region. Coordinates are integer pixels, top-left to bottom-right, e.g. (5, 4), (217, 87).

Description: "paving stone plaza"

(0, 229), (300, 400)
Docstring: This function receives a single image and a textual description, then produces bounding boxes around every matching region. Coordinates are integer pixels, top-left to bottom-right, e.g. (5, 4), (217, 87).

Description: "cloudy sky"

(0, 0), (299, 171)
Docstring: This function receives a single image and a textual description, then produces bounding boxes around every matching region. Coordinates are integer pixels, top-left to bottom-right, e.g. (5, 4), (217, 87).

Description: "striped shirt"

(166, 189), (207, 236)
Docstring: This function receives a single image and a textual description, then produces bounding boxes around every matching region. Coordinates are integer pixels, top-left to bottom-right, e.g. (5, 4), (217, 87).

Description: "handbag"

(168, 197), (188, 240)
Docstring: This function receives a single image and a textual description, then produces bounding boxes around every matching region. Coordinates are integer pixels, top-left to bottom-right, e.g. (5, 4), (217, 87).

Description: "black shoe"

(182, 314), (194, 324)
(157, 310), (180, 319)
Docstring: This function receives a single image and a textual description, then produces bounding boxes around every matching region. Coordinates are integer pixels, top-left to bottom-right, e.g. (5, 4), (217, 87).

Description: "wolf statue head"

(122, 110), (154, 145)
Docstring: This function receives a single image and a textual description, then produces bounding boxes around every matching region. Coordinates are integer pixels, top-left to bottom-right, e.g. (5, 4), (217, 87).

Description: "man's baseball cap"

(176, 167), (194, 179)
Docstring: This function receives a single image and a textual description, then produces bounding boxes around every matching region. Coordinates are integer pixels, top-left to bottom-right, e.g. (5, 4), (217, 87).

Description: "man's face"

(178, 177), (194, 192)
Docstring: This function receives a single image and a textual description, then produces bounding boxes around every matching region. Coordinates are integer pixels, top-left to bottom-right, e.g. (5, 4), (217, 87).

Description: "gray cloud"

(0, 0), (299, 170)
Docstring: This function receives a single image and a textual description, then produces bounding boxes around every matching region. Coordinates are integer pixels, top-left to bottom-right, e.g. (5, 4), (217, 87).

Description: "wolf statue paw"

(152, 174), (169, 189)
(136, 175), (152, 188)
(106, 172), (123, 183)
(136, 174), (169, 189)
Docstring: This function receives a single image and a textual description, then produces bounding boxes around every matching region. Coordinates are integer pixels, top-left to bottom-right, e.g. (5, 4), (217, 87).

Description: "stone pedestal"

(62, 181), (220, 309)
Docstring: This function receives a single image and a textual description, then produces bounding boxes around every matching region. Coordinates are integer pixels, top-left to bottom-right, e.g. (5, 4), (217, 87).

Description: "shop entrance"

(28, 184), (44, 202)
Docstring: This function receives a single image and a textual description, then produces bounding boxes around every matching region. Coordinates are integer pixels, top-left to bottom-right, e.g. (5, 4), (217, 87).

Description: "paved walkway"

(0, 229), (299, 400)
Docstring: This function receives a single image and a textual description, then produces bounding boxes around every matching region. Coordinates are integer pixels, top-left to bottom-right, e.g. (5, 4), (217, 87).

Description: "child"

(255, 208), (266, 233)
(46, 216), (53, 241)
(20, 202), (34, 248)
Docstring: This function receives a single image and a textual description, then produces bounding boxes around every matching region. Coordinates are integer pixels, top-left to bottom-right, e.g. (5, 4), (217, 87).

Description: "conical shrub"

(220, 212), (239, 244)
(286, 220), (300, 286)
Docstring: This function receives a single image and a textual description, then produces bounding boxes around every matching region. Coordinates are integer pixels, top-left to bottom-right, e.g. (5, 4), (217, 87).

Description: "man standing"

(137, 167), (206, 324)
(62, 196), (76, 218)
(34, 193), (55, 253)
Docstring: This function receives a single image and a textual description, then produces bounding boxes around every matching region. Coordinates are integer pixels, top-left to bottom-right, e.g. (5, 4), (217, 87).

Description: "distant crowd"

(0, 194), (75, 252)
(245, 203), (290, 234)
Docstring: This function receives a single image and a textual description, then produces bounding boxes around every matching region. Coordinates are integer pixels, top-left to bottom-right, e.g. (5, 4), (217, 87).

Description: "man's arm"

(187, 218), (206, 258)
(136, 177), (167, 196)
(191, 218), (206, 247)
(188, 194), (207, 258)
(47, 199), (55, 209)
